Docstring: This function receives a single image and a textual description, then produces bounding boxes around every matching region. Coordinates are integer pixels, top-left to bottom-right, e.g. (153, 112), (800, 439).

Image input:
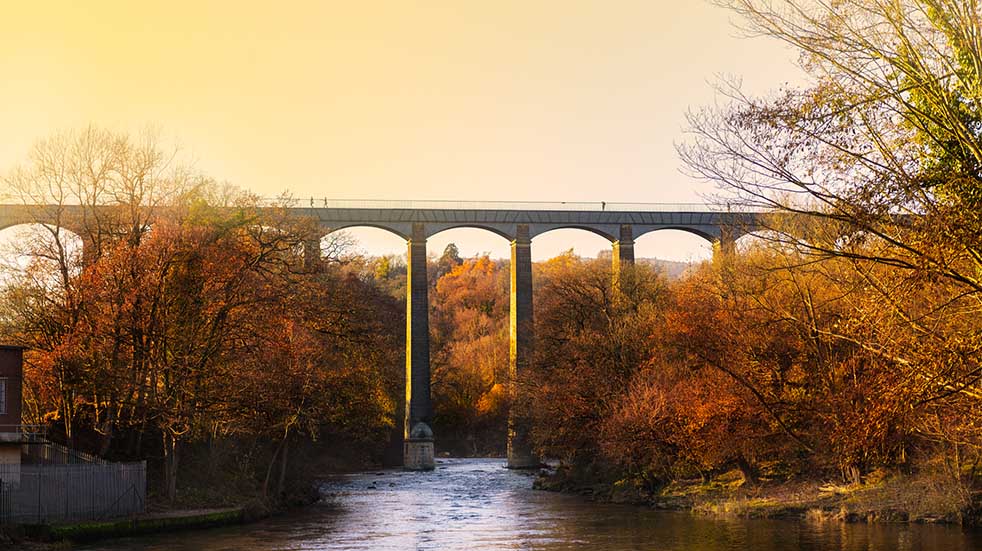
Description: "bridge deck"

(0, 201), (764, 242)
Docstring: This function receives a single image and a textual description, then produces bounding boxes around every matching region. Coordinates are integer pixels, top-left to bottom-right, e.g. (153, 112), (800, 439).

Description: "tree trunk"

(263, 437), (286, 498)
(98, 420), (114, 457)
(98, 406), (116, 457)
(276, 437), (290, 499)
(843, 464), (861, 485)
(736, 456), (758, 486)
(163, 431), (180, 502)
(60, 390), (74, 446)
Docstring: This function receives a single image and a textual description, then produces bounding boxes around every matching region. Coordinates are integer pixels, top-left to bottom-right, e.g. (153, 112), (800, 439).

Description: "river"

(80, 458), (982, 550)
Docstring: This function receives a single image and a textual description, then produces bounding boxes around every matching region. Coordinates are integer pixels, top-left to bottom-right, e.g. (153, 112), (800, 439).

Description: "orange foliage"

(430, 255), (509, 455)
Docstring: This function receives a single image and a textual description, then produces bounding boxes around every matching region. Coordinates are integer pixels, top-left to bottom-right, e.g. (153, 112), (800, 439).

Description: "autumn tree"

(683, 1), (982, 267)
(433, 243), (463, 281)
(228, 269), (402, 498)
(529, 251), (668, 465)
(0, 128), (406, 504)
(430, 254), (509, 454)
(680, 0), (982, 478)
(0, 127), (198, 444)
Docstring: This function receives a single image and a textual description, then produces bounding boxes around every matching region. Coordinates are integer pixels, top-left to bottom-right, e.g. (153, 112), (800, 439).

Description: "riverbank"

(1, 507), (251, 549)
(534, 465), (982, 526)
(54, 507), (247, 541)
(0, 443), (383, 549)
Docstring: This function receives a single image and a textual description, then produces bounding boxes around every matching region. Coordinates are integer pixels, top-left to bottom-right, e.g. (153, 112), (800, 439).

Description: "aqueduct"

(0, 200), (762, 469)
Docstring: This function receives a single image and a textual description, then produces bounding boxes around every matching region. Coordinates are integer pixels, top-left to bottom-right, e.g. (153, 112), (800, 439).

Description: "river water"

(80, 458), (981, 550)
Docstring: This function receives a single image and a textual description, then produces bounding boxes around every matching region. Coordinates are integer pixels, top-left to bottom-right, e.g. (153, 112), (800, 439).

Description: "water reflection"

(80, 458), (981, 551)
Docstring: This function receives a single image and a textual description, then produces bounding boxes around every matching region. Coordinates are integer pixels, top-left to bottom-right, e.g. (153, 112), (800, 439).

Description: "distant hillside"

(636, 257), (701, 280)
(594, 250), (703, 280)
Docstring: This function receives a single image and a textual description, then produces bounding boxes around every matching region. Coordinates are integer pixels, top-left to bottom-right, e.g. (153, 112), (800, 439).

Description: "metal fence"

(0, 461), (145, 524)
(22, 441), (107, 465)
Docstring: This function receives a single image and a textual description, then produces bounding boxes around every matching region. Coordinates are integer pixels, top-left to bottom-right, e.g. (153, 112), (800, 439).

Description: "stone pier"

(507, 224), (538, 468)
(303, 238), (321, 273)
(611, 224), (635, 291)
(404, 223), (435, 470)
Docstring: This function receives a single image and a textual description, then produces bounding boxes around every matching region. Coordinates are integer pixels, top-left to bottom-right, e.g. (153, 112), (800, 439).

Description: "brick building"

(0, 345), (26, 466)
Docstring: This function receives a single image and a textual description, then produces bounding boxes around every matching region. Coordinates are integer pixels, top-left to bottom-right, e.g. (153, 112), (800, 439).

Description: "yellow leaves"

(475, 383), (507, 417)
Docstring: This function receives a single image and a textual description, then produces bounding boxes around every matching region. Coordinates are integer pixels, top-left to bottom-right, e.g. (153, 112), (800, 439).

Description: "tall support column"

(302, 237), (321, 273)
(80, 240), (95, 267)
(714, 226), (737, 259)
(611, 224), (635, 293)
(508, 224), (538, 468)
(404, 223), (435, 470)
(78, 232), (98, 267)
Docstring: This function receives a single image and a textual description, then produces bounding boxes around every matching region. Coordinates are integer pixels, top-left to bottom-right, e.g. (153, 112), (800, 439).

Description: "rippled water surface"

(81, 458), (982, 550)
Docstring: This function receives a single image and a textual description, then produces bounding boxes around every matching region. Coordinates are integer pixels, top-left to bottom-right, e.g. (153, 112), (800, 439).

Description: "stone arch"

(0, 222), (85, 273)
(318, 222), (411, 242)
(0, 222), (84, 247)
(425, 225), (514, 261)
(529, 226), (618, 261)
(529, 224), (617, 243)
(0, 220), (31, 233)
(0, 206), (42, 233)
(632, 227), (717, 264)
(425, 223), (514, 243)
(633, 225), (720, 243)
(313, 225), (412, 265)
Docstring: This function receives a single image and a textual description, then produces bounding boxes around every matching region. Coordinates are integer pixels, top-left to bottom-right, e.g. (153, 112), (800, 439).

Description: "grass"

(540, 463), (978, 525)
(658, 469), (972, 523)
(45, 508), (246, 542)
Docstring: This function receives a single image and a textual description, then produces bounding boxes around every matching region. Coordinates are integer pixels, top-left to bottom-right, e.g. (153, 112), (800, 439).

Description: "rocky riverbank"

(534, 465), (982, 526)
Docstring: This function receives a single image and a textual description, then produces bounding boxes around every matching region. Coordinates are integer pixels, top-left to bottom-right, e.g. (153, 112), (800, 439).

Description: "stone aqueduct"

(0, 201), (761, 470)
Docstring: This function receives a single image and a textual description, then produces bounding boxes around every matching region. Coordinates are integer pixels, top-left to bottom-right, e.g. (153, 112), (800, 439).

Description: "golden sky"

(0, 1), (803, 260)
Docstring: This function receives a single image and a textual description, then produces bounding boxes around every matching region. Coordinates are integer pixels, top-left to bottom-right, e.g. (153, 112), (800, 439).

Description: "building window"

(0, 378), (6, 415)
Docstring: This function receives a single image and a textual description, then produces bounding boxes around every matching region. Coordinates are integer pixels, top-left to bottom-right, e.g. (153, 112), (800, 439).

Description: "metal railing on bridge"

(1, 198), (769, 213)
(258, 198), (765, 212)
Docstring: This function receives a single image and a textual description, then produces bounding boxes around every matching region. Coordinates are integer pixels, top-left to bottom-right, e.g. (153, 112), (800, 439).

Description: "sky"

(0, 1), (805, 261)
